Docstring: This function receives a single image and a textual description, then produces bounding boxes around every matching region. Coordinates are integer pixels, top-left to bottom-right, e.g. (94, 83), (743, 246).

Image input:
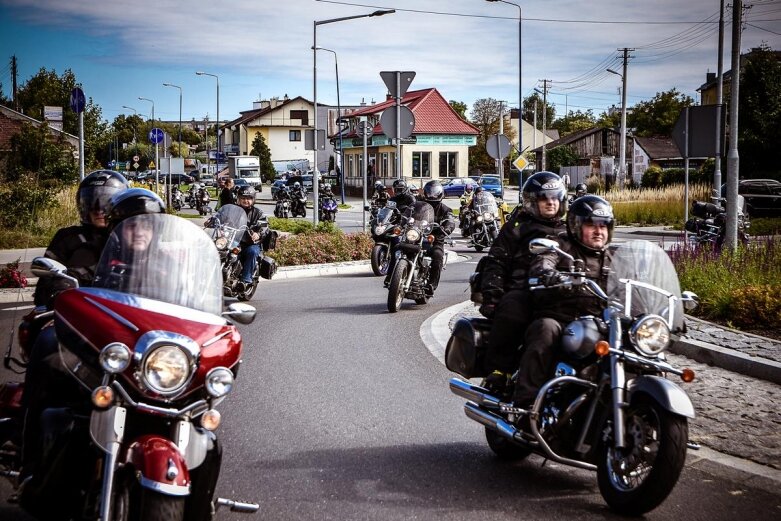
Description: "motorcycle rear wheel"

(370, 244), (389, 276)
(596, 397), (688, 515)
(485, 428), (531, 461)
(387, 260), (408, 313)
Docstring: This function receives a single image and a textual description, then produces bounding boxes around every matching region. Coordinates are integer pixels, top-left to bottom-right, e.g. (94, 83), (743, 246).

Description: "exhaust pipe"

(448, 378), (501, 408)
(464, 402), (518, 440)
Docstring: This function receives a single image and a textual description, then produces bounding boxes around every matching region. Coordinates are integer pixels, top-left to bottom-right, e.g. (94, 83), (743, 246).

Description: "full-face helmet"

(575, 183), (588, 197)
(422, 180), (444, 203)
(77, 170), (129, 226)
(106, 188), (165, 232)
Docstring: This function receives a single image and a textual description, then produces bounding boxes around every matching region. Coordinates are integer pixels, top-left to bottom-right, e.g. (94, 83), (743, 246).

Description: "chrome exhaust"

(448, 378), (501, 408)
(464, 402), (519, 440)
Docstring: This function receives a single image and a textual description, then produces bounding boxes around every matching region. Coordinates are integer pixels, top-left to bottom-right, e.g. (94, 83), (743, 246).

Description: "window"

(347, 155), (354, 177)
(411, 152), (431, 178)
(290, 110), (308, 125)
(381, 153), (389, 177)
(289, 130), (301, 141)
(439, 152), (457, 177)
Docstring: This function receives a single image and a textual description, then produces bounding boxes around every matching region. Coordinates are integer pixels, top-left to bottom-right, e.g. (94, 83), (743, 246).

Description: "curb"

(671, 337), (781, 386)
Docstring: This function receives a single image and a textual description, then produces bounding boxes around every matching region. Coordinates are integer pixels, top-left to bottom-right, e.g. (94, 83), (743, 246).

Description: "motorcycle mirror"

(222, 302), (257, 324)
(681, 291), (699, 311)
(31, 256), (80, 288)
(364, 205), (371, 211)
(528, 238), (559, 254)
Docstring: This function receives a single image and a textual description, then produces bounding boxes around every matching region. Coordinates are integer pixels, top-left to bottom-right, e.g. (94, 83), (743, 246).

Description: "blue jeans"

(240, 244), (261, 283)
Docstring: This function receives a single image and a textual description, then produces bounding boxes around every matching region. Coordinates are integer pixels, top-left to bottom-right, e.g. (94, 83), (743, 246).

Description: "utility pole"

(725, 0), (743, 249)
(11, 55), (18, 111)
(498, 101), (504, 180)
(713, 0), (726, 195)
(617, 48), (632, 188)
(533, 97), (537, 152)
(539, 79), (550, 170)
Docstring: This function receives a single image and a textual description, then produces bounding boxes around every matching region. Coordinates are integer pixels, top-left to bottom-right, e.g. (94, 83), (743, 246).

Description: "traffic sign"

(486, 134), (511, 160)
(379, 106), (415, 139)
(513, 155), (529, 171)
(149, 127), (164, 144)
(356, 121), (374, 138)
(70, 87), (86, 113)
(133, 162), (140, 169)
(380, 71), (416, 98)
(133, 155), (140, 162)
(671, 105), (725, 158)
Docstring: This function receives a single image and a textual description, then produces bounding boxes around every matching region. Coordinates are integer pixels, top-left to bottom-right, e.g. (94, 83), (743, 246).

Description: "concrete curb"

(671, 337), (781, 385)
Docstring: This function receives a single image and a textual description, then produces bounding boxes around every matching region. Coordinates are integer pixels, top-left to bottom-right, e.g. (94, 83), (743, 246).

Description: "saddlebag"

(259, 256), (277, 280)
(262, 230), (278, 251)
(445, 317), (492, 379)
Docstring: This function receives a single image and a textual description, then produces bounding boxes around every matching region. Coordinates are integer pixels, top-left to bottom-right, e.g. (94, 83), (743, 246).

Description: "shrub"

(268, 218), (339, 235)
(585, 174), (605, 195)
(727, 284), (781, 327)
(641, 166), (663, 188)
(0, 259), (28, 288)
(267, 232), (373, 266)
(606, 183), (710, 225)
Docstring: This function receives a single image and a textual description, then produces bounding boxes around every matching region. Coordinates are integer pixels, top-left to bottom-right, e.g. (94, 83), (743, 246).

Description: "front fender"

(627, 375), (695, 419)
(125, 435), (191, 496)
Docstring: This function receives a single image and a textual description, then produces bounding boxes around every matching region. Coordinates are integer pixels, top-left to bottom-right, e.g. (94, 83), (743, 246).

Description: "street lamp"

(122, 105), (137, 145)
(313, 46), (345, 204)
(607, 67), (628, 188)
(196, 71), (220, 175)
(486, 0), (522, 183)
(163, 83), (182, 209)
(313, 9), (394, 225)
(139, 97), (158, 186)
(533, 87), (548, 170)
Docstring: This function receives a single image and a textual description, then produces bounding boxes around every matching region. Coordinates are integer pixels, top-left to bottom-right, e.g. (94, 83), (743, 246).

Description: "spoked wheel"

(370, 244), (389, 276)
(597, 397), (688, 515)
(387, 260), (408, 313)
(485, 428), (532, 461)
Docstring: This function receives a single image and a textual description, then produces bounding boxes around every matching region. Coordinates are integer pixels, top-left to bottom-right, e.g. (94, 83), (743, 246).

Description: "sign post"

(70, 87), (86, 180)
(149, 127), (164, 188)
(357, 119), (374, 231)
(380, 71), (415, 179)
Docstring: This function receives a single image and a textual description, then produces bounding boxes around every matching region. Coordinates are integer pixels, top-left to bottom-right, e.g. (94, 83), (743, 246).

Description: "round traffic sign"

(148, 127), (164, 144)
(70, 87), (86, 113)
(356, 121), (374, 138)
(486, 134), (511, 160)
(379, 106), (415, 139)
(133, 155), (140, 162)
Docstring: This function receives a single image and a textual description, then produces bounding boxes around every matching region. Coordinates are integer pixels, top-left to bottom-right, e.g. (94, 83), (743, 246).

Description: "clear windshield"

(210, 204), (248, 251)
(409, 200), (435, 227)
(473, 191), (498, 215)
(93, 214), (223, 315)
(606, 240), (684, 331)
(377, 202), (398, 224)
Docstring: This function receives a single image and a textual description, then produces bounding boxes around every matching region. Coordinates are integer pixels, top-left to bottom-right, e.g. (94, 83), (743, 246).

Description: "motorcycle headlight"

(483, 212), (494, 222)
(215, 237), (228, 250)
(99, 342), (131, 373)
(476, 215), (483, 222)
(630, 315), (671, 357)
(374, 224), (387, 235)
(205, 367), (234, 398)
(142, 345), (192, 395)
(405, 229), (421, 242)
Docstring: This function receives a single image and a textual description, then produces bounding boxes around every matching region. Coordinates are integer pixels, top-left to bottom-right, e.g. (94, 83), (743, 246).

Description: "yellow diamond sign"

(513, 155), (529, 171)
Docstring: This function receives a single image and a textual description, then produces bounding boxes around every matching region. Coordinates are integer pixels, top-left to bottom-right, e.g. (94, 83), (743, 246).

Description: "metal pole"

(541, 81), (548, 171)
(725, 0), (742, 249)
(395, 71), (401, 180)
(684, 107), (690, 226)
(78, 111), (84, 180)
(713, 0), (725, 195)
(498, 102), (504, 180)
(618, 48), (629, 188)
(517, 5), (522, 176)
(335, 55), (344, 204)
(362, 117), (368, 231)
(313, 21), (319, 226)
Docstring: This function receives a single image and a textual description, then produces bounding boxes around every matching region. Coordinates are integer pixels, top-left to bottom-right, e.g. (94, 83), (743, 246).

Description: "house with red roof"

(337, 88), (479, 192)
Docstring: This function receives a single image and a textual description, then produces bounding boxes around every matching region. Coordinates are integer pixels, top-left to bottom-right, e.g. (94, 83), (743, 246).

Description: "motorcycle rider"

(290, 181), (307, 215)
(479, 171), (568, 395)
(219, 177), (236, 208)
(236, 185), (269, 291)
(512, 195), (615, 410)
(569, 182), (588, 205)
(459, 183), (475, 231)
(371, 181), (389, 208)
(389, 179), (416, 212)
(419, 180), (455, 295)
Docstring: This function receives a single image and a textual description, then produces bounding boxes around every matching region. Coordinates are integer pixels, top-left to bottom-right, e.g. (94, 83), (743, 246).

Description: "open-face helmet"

(106, 188), (165, 232)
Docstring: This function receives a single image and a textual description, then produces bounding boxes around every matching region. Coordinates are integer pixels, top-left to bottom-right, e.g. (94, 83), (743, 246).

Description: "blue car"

(442, 177), (478, 198)
(479, 175), (504, 199)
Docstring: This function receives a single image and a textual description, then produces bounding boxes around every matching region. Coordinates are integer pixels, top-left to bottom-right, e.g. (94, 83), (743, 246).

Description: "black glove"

(479, 303), (496, 319)
(541, 270), (565, 287)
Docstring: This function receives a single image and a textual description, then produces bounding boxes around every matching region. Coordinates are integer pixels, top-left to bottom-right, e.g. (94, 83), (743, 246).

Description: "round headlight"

(374, 224), (387, 235)
(476, 215), (484, 222)
(630, 315), (671, 357)
(215, 237), (228, 250)
(142, 345), (191, 395)
(405, 229), (421, 242)
(205, 367), (234, 398)
(483, 212), (494, 222)
(99, 343), (130, 373)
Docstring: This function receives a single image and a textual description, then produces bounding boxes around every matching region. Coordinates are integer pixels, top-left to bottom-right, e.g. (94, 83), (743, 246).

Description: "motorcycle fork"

(607, 315), (628, 449)
(90, 405), (127, 521)
(405, 252), (421, 289)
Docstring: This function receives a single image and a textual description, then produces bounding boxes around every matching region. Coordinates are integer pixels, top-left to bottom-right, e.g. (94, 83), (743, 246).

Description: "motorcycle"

(195, 185), (212, 216)
(290, 188), (307, 218)
(685, 195), (750, 248)
(274, 188), (291, 219)
(446, 238), (700, 515)
(169, 185), (185, 212)
(368, 201), (400, 276)
(318, 193), (338, 222)
(0, 213), (259, 520)
(461, 191), (500, 252)
(386, 201), (448, 313)
(207, 204), (277, 302)
(187, 184), (199, 209)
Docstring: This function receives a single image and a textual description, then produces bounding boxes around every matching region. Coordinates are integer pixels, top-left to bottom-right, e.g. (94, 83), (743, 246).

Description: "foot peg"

(214, 497), (260, 513)
(499, 403), (529, 415)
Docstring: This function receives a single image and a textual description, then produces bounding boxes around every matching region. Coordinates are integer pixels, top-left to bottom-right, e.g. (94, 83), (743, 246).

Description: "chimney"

(371, 98), (376, 105)
(386, 92), (392, 101)
(360, 97), (366, 107)
(706, 72), (716, 83)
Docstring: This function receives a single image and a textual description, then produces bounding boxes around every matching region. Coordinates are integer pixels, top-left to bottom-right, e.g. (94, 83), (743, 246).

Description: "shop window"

(412, 152), (431, 178)
(439, 152), (457, 177)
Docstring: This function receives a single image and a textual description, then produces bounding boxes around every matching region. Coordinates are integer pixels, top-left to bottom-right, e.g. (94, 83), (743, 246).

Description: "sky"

(1, 0), (779, 126)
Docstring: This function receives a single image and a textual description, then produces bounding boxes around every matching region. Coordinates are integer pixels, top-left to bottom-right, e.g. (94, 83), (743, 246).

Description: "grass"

(603, 183), (712, 225)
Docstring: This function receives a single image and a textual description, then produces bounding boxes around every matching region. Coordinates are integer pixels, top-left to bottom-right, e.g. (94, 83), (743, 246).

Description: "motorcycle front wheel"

(370, 244), (389, 276)
(387, 259), (409, 313)
(596, 396), (688, 515)
(115, 472), (185, 521)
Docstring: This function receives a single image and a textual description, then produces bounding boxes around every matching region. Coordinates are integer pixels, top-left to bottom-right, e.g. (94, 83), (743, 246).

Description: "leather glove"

(541, 270), (565, 287)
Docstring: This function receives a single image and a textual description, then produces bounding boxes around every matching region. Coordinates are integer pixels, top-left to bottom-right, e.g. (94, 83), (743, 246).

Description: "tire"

(597, 397), (689, 516)
(136, 489), (185, 521)
(485, 428), (532, 461)
(370, 244), (389, 276)
(387, 260), (408, 313)
(414, 295), (430, 305)
(474, 244), (484, 253)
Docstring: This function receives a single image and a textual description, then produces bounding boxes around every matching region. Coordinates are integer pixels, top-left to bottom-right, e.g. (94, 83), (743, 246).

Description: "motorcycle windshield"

(409, 200), (435, 227)
(93, 214), (223, 315)
(473, 191), (498, 216)
(606, 240), (684, 332)
(211, 204), (248, 251)
(376, 202), (398, 224)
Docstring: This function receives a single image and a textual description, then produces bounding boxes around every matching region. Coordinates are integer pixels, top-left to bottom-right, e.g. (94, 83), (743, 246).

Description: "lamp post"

(607, 66), (628, 188)
(163, 83), (182, 209)
(138, 97), (158, 186)
(122, 105), (137, 145)
(313, 46), (345, 204)
(313, 9), (394, 225)
(486, 0), (522, 183)
(196, 71), (220, 176)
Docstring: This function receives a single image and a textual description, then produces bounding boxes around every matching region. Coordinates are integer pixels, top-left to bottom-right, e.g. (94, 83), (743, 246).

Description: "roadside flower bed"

(0, 259), (28, 288)
(266, 230), (373, 266)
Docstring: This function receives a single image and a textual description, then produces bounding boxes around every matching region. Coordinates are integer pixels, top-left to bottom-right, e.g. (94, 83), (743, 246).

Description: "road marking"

(3, 304), (34, 311)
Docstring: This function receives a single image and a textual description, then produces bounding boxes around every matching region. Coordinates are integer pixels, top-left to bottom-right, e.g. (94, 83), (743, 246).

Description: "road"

(2, 239), (778, 520)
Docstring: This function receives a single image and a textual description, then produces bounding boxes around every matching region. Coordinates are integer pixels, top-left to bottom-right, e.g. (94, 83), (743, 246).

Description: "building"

(697, 47), (781, 105)
(633, 136), (704, 183)
(0, 105), (78, 173)
(338, 88), (479, 192)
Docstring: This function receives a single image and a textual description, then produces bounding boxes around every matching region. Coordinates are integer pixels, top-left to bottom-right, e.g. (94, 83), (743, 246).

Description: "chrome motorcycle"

(461, 191), (500, 252)
(368, 201), (400, 276)
(685, 195), (750, 248)
(447, 238), (700, 515)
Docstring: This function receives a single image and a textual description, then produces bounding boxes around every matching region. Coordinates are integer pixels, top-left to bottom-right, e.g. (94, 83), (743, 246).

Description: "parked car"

(442, 177), (478, 198)
(161, 173), (195, 185)
(479, 175), (504, 199)
(721, 179), (781, 217)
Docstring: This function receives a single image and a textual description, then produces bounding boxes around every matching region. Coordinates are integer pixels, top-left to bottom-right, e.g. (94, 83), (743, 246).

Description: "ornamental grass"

(603, 183), (711, 226)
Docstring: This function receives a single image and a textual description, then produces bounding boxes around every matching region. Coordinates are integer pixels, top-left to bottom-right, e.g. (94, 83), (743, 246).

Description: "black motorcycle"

(368, 201), (400, 276)
(274, 188), (292, 219)
(318, 193), (338, 222)
(461, 191), (500, 252)
(168, 185), (184, 211)
(386, 201), (448, 312)
(194, 184), (212, 215)
(290, 188), (307, 218)
(207, 204), (277, 301)
(685, 196), (750, 248)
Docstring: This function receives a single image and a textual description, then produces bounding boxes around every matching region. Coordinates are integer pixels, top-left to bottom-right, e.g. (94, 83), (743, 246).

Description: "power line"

(746, 21), (781, 34)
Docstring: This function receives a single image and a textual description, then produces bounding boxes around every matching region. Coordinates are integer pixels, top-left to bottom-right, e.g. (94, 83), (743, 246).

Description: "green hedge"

(267, 231), (373, 266)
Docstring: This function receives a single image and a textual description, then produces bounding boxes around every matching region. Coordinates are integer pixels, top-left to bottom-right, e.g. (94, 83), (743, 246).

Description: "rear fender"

(627, 375), (695, 418)
(125, 434), (191, 496)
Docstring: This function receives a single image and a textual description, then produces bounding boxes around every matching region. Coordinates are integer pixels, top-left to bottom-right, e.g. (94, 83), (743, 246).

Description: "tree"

(546, 145), (580, 174)
(449, 100), (468, 120)
(469, 98), (517, 173)
(628, 88), (694, 137)
(552, 109), (596, 137)
(522, 92), (556, 129)
(250, 132), (275, 182)
(596, 108), (621, 129)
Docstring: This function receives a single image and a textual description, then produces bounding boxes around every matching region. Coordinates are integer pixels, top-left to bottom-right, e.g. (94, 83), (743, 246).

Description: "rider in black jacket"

(479, 172), (567, 394)
(420, 180), (455, 295)
(236, 186), (269, 289)
(389, 179), (416, 212)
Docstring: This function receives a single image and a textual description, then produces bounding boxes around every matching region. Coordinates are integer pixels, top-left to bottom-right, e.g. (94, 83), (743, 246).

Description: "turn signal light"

(201, 409), (222, 431)
(681, 368), (696, 383)
(392, 227), (402, 236)
(231, 247), (241, 255)
(594, 341), (610, 357)
(91, 386), (114, 408)
(427, 235), (435, 243)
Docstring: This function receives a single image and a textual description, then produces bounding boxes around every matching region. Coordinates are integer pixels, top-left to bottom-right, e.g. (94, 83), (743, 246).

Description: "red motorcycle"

(0, 213), (258, 520)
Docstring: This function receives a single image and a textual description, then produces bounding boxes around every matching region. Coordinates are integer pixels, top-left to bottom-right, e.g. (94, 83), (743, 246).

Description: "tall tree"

(596, 107), (622, 129)
(522, 92), (556, 129)
(628, 88), (694, 137)
(552, 109), (596, 137)
(449, 100), (468, 120)
(469, 98), (517, 173)
(250, 132), (275, 182)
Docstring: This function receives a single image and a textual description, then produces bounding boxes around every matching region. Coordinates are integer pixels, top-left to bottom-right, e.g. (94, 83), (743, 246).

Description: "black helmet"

(522, 171), (567, 219)
(422, 180), (444, 202)
(474, 186), (484, 194)
(566, 195), (614, 251)
(575, 183), (588, 197)
(106, 188), (165, 231)
(392, 179), (407, 194)
(374, 181), (384, 191)
(77, 170), (129, 226)
(236, 185), (256, 199)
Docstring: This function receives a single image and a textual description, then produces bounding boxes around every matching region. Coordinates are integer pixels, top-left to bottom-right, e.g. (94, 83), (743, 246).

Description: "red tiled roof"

(346, 88), (478, 137)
